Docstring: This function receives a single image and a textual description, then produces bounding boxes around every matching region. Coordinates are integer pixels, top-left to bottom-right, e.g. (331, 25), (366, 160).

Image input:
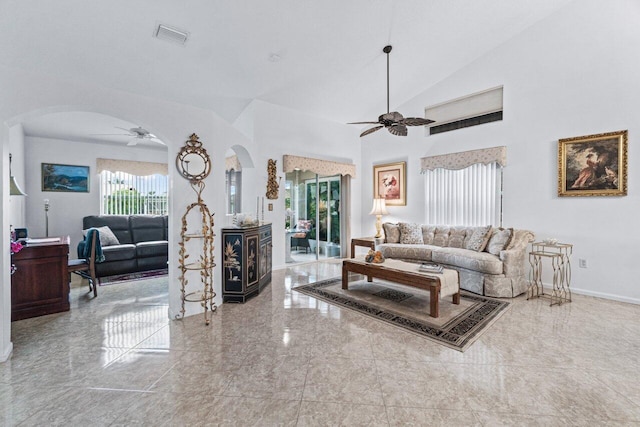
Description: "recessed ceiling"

(2, 0), (573, 127)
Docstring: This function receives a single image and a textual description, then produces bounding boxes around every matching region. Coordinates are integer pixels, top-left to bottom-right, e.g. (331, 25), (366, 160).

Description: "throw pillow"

(465, 225), (492, 252)
(398, 222), (424, 244)
(83, 226), (120, 247)
(421, 225), (436, 245)
(432, 226), (451, 247)
(382, 223), (401, 243)
(448, 227), (467, 248)
(486, 228), (514, 255)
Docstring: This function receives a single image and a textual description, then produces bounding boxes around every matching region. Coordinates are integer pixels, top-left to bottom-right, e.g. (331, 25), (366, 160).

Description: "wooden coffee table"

(342, 258), (460, 318)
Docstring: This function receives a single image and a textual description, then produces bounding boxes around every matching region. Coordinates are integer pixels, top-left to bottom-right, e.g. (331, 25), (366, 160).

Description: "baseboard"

(0, 342), (13, 363)
(538, 282), (640, 305)
(570, 287), (640, 305)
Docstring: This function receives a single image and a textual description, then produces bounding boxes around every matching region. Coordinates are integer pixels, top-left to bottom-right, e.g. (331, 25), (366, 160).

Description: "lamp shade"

(10, 175), (27, 196)
(369, 198), (389, 216)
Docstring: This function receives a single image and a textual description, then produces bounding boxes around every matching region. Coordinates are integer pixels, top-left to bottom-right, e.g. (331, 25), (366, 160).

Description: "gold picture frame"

(373, 161), (406, 206)
(558, 130), (627, 197)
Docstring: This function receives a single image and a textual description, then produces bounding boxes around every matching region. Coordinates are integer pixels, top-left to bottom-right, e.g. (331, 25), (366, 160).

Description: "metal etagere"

(527, 242), (572, 306)
(176, 180), (217, 324)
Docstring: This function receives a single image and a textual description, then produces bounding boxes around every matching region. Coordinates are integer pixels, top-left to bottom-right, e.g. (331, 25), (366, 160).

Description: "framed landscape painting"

(558, 130), (627, 197)
(373, 161), (406, 206)
(42, 163), (90, 193)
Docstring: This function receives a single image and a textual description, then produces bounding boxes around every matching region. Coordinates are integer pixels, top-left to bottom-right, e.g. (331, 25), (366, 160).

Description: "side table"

(528, 242), (572, 306)
(350, 237), (376, 258)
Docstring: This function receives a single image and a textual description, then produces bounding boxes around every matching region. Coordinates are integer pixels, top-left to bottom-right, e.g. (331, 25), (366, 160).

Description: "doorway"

(285, 170), (343, 263)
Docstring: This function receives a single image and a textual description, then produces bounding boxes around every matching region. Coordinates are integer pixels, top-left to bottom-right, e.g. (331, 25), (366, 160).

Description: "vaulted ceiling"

(2, 0), (574, 142)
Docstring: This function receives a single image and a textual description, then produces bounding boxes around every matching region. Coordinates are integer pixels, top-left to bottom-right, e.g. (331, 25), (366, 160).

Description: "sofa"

(79, 215), (168, 278)
(377, 222), (534, 298)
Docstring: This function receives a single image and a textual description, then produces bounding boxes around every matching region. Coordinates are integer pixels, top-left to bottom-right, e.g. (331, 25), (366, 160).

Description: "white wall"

(247, 100), (363, 268)
(361, 0), (640, 303)
(24, 136), (168, 255)
(8, 125), (26, 229)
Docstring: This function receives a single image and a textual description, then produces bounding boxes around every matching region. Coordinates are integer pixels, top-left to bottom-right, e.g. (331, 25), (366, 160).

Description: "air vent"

(154, 24), (189, 45)
(425, 86), (503, 135)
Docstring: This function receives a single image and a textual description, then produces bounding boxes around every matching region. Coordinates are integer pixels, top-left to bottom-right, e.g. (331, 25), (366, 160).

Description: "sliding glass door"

(285, 170), (343, 263)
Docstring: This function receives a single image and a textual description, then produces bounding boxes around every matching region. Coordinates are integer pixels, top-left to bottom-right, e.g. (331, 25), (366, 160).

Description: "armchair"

(291, 220), (312, 253)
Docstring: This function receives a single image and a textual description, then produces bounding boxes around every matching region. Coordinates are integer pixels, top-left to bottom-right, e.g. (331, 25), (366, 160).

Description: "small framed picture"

(42, 163), (90, 193)
(373, 161), (406, 206)
(558, 130), (627, 197)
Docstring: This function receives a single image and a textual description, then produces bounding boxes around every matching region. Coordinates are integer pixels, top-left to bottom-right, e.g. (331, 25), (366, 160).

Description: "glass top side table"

(528, 242), (572, 306)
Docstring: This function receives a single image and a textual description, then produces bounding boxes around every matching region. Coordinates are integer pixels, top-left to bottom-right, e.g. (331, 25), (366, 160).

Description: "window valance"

(282, 155), (356, 178)
(420, 146), (507, 172)
(96, 158), (168, 176)
(225, 155), (241, 171)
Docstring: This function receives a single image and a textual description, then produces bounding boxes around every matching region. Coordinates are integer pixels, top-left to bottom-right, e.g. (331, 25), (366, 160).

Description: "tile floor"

(2, 261), (640, 426)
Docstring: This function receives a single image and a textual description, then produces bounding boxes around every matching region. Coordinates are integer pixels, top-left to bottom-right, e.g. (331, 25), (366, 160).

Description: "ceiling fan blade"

(360, 125), (384, 137)
(115, 126), (134, 133)
(388, 124), (407, 136)
(348, 121), (380, 125)
(127, 139), (138, 146)
(89, 133), (131, 136)
(401, 117), (435, 126)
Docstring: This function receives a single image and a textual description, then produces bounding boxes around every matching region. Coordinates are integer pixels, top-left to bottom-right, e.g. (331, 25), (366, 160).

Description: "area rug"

(293, 277), (511, 352)
(99, 268), (168, 286)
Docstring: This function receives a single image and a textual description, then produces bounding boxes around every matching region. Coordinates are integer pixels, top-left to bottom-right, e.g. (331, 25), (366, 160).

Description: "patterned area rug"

(99, 268), (168, 286)
(293, 277), (511, 352)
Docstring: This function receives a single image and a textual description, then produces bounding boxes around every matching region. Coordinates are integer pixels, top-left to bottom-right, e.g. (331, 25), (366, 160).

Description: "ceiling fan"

(349, 45), (435, 137)
(91, 126), (162, 146)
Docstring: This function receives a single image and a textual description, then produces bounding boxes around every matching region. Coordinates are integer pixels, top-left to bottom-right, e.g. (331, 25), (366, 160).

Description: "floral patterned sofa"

(377, 222), (534, 297)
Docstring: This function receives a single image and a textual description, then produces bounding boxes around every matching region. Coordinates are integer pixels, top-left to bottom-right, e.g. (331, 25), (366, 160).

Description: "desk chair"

(68, 233), (98, 297)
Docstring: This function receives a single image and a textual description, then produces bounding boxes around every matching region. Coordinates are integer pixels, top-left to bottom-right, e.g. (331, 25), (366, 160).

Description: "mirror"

(176, 133), (211, 182)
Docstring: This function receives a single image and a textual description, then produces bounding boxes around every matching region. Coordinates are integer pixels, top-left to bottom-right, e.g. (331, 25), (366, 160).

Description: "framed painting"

(373, 161), (406, 206)
(41, 163), (90, 193)
(558, 130), (627, 197)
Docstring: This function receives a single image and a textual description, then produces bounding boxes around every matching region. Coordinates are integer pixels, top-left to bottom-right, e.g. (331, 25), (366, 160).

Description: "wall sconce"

(266, 159), (279, 199)
(9, 154), (27, 196)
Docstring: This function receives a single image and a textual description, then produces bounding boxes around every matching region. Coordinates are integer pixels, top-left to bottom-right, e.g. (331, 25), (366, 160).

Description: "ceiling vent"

(425, 86), (503, 135)
(154, 23), (189, 45)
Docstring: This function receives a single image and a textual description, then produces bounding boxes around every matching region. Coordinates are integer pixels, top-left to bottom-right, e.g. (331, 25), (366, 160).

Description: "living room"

(2, 0), (639, 424)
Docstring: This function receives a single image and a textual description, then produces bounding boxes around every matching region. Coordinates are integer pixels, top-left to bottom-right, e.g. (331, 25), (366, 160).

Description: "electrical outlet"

(579, 258), (587, 268)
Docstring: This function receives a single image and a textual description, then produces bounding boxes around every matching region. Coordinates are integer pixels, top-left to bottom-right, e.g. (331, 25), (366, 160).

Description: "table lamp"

(369, 198), (388, 238)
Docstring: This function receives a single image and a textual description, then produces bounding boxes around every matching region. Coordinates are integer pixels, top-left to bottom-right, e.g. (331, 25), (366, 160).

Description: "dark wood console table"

(11, 237), (70, 321)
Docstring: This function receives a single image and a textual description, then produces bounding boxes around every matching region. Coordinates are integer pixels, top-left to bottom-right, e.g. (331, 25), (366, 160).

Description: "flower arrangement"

(10, 240), (23, 275)
(364, 249), (385, 264)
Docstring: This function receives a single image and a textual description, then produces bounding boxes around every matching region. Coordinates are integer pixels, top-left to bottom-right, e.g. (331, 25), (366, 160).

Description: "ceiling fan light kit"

(349, 45), (434, 138)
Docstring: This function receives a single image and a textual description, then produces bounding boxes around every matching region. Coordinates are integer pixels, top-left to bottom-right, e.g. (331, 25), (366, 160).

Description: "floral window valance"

(96, 158), (168, 176)
(420, 146), (507, 172)
(283, 155), (356, 177)
(225, 155), (241, 171)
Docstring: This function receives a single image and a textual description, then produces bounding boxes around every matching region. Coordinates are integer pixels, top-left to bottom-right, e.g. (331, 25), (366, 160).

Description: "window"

(225, 169), (242, 214)
(100, 170), (168, 215)
(421, 147), (506, 226)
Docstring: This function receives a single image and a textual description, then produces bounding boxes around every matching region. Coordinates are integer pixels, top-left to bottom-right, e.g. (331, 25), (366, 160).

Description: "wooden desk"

(11, 237), (70, 321)
(350, 237), (376, 258)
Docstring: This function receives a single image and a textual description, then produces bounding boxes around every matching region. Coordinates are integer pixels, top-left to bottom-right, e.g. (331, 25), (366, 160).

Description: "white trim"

(533, 283), (640, 305)
(0, 342), (13, 363)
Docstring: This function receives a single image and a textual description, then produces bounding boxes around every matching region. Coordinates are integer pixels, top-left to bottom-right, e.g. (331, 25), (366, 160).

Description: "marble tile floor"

(2, 261), (640, 426)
